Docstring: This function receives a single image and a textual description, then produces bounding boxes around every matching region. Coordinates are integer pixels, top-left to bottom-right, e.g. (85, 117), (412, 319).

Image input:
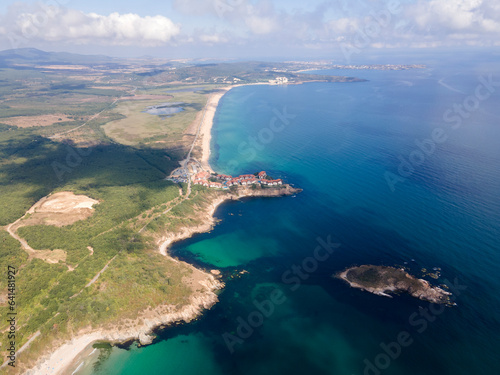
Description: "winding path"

(5, 218), (36, 253)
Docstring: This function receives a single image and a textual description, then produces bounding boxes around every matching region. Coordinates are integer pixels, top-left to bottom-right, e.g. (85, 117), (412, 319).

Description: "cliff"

(158, 184), (301, 255)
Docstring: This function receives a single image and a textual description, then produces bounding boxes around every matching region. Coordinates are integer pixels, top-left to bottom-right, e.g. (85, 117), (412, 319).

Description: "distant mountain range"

(0, 48), (115, 67)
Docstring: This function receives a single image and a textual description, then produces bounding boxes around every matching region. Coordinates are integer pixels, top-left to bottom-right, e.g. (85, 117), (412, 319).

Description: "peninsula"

(336, 265), (453, 305)
(0, 51), (310, 375)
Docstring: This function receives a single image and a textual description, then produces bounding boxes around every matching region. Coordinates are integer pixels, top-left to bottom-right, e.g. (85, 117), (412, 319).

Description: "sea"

(82, 54), (500, 375)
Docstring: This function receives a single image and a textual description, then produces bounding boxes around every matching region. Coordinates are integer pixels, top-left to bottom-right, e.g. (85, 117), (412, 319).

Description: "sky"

(0, 0), (499, 60)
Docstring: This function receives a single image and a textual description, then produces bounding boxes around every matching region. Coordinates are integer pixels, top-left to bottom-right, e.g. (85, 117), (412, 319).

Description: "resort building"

(269, 77), (289, 85)
(192, 170), (282, 189)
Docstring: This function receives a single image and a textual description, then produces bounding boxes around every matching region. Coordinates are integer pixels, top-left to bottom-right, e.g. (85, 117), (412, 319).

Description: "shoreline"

(198, 86), (233, 172)
(157, 185), (301, 259)
(27, 270), (223, 375)
(336, 265), (453, 305)
(158, 195), (229, 256)
(47, 187), (298, 375)
(23, 82), (295, 375)
(199, 83), (268, 172)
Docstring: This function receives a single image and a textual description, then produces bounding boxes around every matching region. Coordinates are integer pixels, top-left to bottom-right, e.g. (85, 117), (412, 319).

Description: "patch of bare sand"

(36, 65), (91, 70)
(22, 191), (99, 227)
(31, 249), (68, 264)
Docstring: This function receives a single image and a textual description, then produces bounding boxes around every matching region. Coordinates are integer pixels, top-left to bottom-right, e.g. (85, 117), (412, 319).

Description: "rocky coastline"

(336, 265), (453, 305)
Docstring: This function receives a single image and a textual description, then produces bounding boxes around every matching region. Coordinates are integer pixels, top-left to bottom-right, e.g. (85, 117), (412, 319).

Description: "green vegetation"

(0, 54), (238, 372)
(102, 86), (213, 154)
(144, 189), (221, 235)
(0, 114), (214, 371)
(0, 131), (179, 225)
(349, 267), (382, 285)
(0, 230), (28, 271)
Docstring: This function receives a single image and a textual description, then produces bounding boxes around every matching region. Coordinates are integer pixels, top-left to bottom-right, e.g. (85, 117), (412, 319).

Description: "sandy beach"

(197, 82), (268, 172)
(198, 86), (236, 172)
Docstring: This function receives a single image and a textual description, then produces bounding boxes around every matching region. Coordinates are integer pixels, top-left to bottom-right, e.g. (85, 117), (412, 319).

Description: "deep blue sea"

(85, 59), (500, 375)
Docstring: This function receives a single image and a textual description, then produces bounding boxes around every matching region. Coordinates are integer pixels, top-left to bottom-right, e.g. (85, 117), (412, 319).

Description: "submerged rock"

(336, 265), (453, 305)
(138, 332), (155, 346)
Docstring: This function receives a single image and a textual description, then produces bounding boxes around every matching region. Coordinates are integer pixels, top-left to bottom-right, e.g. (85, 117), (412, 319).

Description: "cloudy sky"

(0, 0), (499, 59)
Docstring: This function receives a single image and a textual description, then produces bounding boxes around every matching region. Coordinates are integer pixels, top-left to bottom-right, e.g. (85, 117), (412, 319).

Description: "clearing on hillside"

(6, 192), (99, 265)
(21, 191), (99, 227)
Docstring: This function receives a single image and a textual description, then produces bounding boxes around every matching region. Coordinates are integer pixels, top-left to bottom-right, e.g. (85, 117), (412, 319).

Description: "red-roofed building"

(195, 171), (211, 180)
(197, 171), (283, 189)
(267, 179), (282, 186)
(209, 182), (223, 188)
(239, 174), (254, 180)
(194, 179), (209, 187)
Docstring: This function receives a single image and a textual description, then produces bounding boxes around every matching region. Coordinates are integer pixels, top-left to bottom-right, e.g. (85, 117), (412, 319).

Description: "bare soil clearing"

(20, 192), (99, 227)
(5, 192), (99, 265)
(2, 114), (81, 128)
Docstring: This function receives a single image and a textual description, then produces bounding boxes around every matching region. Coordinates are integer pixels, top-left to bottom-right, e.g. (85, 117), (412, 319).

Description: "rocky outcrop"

(233, 184), (302, 198)
(336, 265), (453, 305)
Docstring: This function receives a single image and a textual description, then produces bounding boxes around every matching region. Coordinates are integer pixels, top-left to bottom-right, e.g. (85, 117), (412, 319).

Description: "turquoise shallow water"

(86, 59), (500, 375)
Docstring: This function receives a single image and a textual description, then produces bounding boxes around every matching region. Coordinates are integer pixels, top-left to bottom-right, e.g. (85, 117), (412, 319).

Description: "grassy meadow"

(102, 85), (218, 154)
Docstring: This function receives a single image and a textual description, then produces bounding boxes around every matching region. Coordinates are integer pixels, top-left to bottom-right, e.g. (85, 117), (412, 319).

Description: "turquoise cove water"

(85, 58), (500, 375)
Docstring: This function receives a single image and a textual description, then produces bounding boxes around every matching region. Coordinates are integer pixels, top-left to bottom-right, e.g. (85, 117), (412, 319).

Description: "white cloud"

(199, 33), (228, 43)
(172, 0), (219, 16)
(327, 17), (360, 34)
(2, 0), (500, 54)
(321, 0), (500, 50)
(173, 0), (280, 36)
(245, 15), (277, 34)
(1, 4), (180, 46)
(406, 0), (500, 34)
